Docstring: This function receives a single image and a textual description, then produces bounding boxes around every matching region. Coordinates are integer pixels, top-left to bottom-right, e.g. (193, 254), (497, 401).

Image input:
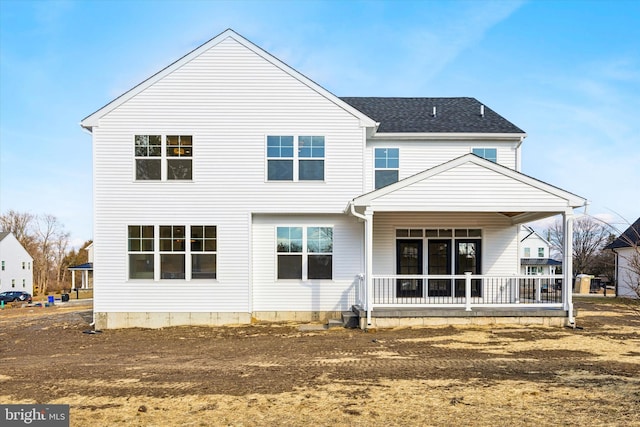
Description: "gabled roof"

(520, 225), (552, 246)
(606, 217), (640, 249)
(340, 97), (525, 134)
(81, 29), (376, 130)
(0, 231), (9, 242)
(349, 153), (586, 223)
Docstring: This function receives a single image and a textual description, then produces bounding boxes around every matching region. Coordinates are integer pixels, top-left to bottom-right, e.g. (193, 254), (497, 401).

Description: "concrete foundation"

(93, 307), (572, 330)
(94, 312), (252, 329)
(93, 311), (343, 329)
(355, 307), (572, 329)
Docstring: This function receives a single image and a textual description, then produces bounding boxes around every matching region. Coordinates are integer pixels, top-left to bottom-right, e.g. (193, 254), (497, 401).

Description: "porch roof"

(521, 258), (562, 266)
(349, 154), (586, 224)
(68, 262), (93, 271)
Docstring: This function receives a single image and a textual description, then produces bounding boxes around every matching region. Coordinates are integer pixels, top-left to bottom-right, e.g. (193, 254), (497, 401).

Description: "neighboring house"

(68, 243), (94, 290)
(519, 225), (561, 276)
(0, 232), (34, 295)
(606, 217), (640, 298)
(80, 29), (586, 329)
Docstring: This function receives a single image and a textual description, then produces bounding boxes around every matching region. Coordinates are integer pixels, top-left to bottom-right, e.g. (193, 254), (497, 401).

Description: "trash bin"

(61, 294), (70, 302)
(574, 274), (593, 294)
(47, 295), (55, 305)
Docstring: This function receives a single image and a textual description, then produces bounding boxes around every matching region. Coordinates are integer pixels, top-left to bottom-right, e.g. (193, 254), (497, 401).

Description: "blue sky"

(1, 0), (639, 246)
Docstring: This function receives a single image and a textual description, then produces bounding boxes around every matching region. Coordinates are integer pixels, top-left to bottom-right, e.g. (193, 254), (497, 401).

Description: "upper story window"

(166, 136), (193, 180)
(2, 261), (5, 270)
(524, 247), (531, 257)
(375, 148), (399, 189)
(472, 148), (497, 163)
(267, 135), (325, 181)
(538, 247), (545, 258)
(22, 262), (25, 269)
(135, 135), (192, 181)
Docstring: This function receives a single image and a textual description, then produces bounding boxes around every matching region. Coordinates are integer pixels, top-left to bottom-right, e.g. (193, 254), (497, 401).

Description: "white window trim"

(394, 227), (483, 275)
(126, 224), (217, 282)
(275, 225), (334, 281)
(471, 147), (497, 163)
(133, 134), (194, 182)
(265, 135), (326, 182)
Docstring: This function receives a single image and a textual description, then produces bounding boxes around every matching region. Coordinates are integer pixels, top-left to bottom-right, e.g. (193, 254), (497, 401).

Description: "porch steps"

(325, 310), (360, 329)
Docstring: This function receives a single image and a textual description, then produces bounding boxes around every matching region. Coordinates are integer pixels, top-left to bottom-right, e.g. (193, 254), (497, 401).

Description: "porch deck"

(354, 274), (573, 329)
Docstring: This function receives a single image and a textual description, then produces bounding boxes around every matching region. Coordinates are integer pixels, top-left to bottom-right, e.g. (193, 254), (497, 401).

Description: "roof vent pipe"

(432, 106), (437, 117)
(480, 105), (485, 117)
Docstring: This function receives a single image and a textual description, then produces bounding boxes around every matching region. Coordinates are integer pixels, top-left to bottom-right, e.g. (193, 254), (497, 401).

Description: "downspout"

(564, 210), (575, 326)
(349, 202), (372, 327)
(515, 136), (524, 172)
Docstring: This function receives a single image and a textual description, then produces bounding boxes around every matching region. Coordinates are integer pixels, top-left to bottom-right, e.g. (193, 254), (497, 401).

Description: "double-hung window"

(538, 247), (545, 258)
(472, 148), (497, 163)
(277, 226), (333, 280)
(374, 148), (399, 189)
(128, 226), (155, 279)
(135, 135), (192, 180)
(135, 135), (162, 180)
(167, 136), (193, 180)
(524, 247), (531, 258)
(267, 136), (325, 181)
(159, 225), (186, 279)
(191, 225), (217, 279)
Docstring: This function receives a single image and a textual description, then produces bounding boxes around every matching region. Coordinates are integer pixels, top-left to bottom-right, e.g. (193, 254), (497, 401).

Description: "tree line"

(1, 209), (92, 295)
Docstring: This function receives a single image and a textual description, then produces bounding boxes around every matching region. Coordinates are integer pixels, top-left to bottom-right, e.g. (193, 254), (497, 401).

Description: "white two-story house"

(0, 232), (34, 295)
(81, 29), (586, 329)
(519, 225), (561, 276)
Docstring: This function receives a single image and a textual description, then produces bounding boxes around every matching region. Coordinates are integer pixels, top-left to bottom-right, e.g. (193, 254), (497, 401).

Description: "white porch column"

(71, 270), (76, 290)
(365, 208), (374, 327)
(563, 210), (575, 325)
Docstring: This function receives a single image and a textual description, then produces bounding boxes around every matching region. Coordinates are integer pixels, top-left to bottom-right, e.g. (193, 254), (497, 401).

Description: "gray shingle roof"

(0, 231), (9, 242)
(340, 97), (525, 134)
(606, 217), (640, 249)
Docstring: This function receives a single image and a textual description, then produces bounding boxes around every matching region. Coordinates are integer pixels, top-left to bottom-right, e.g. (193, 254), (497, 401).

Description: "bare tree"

(2, 210), (74, 295)
(32, 214), (71, 295)
(547, 216), (613, 277)
(0, 209), (36, 254)
(53, 229), (71, 291)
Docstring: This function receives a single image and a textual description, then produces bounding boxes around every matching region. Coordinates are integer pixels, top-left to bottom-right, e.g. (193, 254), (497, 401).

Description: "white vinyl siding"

(365, 140), (518, 192)
(91, 38), (366, 314)
(252, 214), (363, 312)
(616, 247), (639, 298)
(366, 162), (570, 212)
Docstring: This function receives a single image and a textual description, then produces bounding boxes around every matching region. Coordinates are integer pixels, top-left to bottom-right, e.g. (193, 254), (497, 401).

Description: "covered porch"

(347, 155), (586, 328)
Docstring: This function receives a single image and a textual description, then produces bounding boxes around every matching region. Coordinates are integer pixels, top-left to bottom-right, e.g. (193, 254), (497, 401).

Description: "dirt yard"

(1, 299), (639, 426)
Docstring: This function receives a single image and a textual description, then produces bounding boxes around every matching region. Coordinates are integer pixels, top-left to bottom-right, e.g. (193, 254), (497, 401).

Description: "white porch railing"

(357, 274), (564, 312)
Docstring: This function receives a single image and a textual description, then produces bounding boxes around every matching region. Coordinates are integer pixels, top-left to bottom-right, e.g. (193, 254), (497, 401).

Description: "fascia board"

(81, 29), (376, 130)
(368, 132), (527, 141)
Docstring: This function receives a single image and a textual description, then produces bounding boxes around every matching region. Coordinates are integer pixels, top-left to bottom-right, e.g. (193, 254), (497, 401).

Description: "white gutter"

(369, 132), (527, 141)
